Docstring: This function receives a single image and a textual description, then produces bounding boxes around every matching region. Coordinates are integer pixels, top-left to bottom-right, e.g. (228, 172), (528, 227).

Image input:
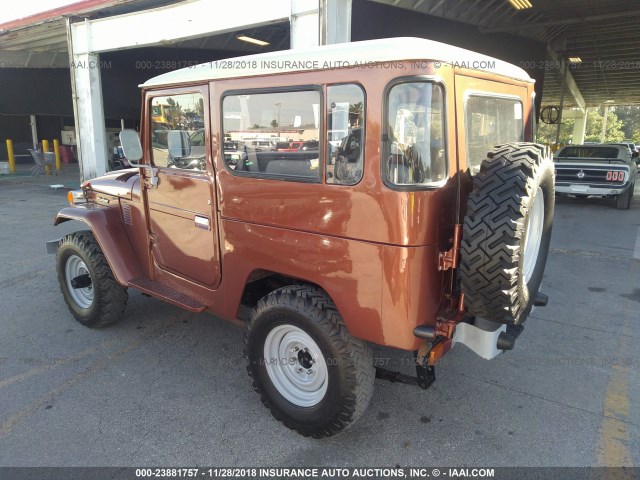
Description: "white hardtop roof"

(141, 37), (532, 88)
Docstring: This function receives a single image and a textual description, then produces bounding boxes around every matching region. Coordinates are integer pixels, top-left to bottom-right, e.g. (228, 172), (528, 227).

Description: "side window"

(326, 84), (365, 185)
(465, 96), (523, 175)
(150, 93), (206, 171)
(384, 81), (446, 187)
(222, 90), (321, 181)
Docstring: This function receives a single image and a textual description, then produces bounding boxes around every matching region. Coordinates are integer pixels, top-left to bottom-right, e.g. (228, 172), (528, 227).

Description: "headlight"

(67, 189), (86, 205)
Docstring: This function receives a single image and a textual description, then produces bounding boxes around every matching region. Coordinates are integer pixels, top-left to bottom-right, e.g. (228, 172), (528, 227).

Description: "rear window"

(465, 95), (523, 175)
(383, 80), (447, 187)
(326, 84), (365, 185)
(557, 147), (620, 159)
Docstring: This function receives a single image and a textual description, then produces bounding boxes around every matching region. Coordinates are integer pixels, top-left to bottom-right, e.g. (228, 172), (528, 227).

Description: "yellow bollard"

(53, 139), (61, 172)
(6, 139), (15, 174)
(42, 139), (51, 175)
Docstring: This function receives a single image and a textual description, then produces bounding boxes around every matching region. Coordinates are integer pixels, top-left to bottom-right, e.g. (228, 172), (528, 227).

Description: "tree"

(584, 107), (625, 143)
(611, 105), (640, 141)
(270, 119), (278, 128)
(536, 107), (625, 144)
(537, 116), (574, 144)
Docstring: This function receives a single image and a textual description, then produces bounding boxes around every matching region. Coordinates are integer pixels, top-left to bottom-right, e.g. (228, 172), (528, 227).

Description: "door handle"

(194, 215), (210, 230)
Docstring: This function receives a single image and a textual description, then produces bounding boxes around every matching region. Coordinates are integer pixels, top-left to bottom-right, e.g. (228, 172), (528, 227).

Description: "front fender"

(54, 204), (143, 286)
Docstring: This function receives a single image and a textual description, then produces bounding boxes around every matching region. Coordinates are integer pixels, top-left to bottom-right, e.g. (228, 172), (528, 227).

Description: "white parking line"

(635, 226), (640, 260)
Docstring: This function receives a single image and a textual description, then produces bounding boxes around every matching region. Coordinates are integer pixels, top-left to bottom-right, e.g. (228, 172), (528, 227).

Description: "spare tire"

(460, 143), (555, 325)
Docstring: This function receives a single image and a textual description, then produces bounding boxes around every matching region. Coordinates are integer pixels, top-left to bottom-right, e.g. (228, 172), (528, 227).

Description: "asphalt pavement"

(0, 174), (638, 468)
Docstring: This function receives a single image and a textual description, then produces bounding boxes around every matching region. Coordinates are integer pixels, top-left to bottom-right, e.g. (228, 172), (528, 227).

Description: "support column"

(72, 52), (108, 181)
(320, 0), (351, 45)
(29, 114), (38, 149)
(572, 109), (587, 144)
(291, 0), (320, 48)
(291, 0), (352, 48)
(68, 20), (108, 181)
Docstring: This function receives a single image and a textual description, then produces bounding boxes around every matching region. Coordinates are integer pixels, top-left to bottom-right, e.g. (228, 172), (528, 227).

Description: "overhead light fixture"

(568, 57), (582, 63)
(605, 100), (615, 103)
(508, 0), (533, 10)
(236, 34), (270, 47)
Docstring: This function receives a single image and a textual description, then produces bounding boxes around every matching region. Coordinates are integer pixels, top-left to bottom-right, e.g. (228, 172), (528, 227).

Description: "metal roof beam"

(482, 9), (640, 33)
(0, 49), (68, 67)
(71, 0), (290, 54)
(428, 0), (444, 14)
(547, 48), (585, 110)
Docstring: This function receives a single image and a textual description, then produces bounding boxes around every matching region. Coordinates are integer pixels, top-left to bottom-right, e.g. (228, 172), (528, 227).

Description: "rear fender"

(54, 205), (143, 285)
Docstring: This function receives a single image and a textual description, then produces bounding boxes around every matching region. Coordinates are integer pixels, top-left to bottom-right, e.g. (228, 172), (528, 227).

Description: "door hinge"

(438, 223), (462, 271)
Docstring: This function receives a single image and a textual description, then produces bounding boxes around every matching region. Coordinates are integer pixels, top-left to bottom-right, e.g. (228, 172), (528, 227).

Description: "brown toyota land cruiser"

(49, 38), (555, 438)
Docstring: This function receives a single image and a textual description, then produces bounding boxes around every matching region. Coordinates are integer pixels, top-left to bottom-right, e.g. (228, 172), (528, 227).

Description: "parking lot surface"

(0, 178), (638, 468)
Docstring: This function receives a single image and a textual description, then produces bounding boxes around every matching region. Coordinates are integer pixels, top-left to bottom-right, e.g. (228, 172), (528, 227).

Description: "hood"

(82, 169), (140, 200)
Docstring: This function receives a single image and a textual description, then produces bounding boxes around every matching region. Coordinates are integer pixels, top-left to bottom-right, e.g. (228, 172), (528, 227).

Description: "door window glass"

(150, 93), (206, 171)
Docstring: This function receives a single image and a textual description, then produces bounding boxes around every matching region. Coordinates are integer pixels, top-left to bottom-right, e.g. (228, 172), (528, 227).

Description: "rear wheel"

(616, 183), (634, 210)
(460, 143), (555, 325)
(245, 285), (374, 438)
(56, 231), (128, 328)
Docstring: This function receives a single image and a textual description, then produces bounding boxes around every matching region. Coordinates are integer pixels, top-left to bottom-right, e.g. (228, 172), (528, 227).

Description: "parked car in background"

(607, 142), (639, 158)
(275, 141), (305, 152)
(554, 144), (636, 209)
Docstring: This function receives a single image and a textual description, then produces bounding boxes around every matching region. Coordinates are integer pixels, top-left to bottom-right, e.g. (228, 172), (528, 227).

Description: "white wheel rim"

(65, 254), (93, 309)
(263, 324), (328, 407)
(523, 187), (544, 284)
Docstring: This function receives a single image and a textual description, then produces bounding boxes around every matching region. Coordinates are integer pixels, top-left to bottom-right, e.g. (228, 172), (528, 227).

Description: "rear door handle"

(194, 215), (210, 230)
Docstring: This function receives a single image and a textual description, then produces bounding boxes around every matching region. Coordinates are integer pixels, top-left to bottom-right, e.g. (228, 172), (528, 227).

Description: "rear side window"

(222, 90), (321, 181)
(326, 84), (365, 185)
(466, 95), (523, 175)
(383, 81), (447, 187)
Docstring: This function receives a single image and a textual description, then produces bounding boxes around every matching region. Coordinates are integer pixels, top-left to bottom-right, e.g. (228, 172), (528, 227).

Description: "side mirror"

(168, 130), (191, 159)
(119, 129), (143, 164)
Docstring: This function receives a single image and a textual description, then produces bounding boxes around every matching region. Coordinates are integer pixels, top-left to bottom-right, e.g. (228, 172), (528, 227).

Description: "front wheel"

(56, 231), (128, 328)
(245, 285), (374, 438)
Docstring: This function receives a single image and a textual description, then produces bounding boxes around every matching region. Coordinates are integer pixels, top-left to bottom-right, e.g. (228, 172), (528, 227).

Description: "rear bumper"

(46, 239), (61, 254)
(556, 183), (628, 196)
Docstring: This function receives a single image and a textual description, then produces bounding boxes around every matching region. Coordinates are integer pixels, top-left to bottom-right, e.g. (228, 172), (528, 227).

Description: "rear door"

(144, 85), (221, 288)
(454, 75), (530, 174)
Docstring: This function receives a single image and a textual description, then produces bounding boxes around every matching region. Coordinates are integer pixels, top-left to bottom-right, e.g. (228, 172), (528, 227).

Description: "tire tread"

(245, 285), (374, 438)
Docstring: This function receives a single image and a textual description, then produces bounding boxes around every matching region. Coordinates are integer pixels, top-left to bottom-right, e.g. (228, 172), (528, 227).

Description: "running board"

(128, 277), (207, 313)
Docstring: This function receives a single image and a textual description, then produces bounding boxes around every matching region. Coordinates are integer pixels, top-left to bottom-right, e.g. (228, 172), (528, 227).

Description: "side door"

(144, 86), (221, 288)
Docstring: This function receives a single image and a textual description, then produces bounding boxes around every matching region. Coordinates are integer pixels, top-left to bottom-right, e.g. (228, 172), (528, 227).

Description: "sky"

(0, 0), (76, 24)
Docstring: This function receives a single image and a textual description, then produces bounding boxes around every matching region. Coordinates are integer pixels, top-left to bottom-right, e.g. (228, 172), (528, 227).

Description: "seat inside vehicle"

(236, 151), (318, 178)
